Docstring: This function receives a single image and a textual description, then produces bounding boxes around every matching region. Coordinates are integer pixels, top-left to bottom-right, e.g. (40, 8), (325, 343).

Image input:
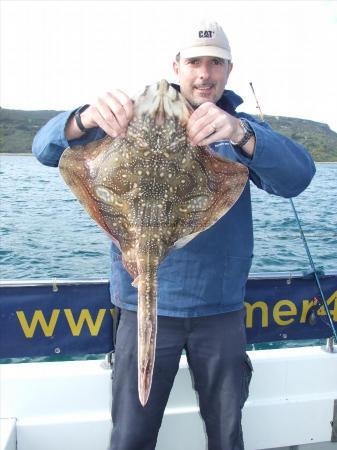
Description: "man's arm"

(187, 103), (315, 198)
(65, 90), (133, 140)
(234, 113), (316, 198)
(32, 110), (104, 167)
(32, 90), (134, 167)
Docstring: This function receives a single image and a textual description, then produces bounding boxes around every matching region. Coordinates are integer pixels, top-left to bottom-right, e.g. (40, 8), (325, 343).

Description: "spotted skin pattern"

(59, 80), (248, 406)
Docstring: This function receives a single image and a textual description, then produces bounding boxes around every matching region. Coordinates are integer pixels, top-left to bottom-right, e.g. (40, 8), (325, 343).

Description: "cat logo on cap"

(198, 30), (215, 38)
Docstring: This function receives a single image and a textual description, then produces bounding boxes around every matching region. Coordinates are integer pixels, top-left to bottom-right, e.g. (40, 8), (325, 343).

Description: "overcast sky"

(1, 1), (337, 131)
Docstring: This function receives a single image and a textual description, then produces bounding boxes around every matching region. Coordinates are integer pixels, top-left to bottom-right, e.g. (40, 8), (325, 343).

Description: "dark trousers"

(109, 308), (252, 450)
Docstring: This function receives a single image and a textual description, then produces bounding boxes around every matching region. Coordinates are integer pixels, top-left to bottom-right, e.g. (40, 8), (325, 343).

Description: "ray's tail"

(137, 264), (158, 406)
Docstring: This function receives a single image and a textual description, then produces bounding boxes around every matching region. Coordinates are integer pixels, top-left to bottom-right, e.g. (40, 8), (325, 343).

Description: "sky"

(1, 0), (337, 131)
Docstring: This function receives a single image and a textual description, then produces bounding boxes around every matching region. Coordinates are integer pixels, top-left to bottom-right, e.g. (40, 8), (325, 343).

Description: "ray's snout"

(134, 79), (191, 126)
(157, 79), (170, 95)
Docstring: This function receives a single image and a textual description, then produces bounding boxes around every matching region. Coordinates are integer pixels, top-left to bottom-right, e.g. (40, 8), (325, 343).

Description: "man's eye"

(213, 59), (224, 65)
(188, 59), (199, 65)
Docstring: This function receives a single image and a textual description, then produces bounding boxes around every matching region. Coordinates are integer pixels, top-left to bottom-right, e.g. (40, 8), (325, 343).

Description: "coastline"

(2, 154), (337, 163)
(0, 153), (33, 156)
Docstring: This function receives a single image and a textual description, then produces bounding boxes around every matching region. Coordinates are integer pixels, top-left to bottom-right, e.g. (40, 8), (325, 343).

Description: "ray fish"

(59, 80), (249, 406)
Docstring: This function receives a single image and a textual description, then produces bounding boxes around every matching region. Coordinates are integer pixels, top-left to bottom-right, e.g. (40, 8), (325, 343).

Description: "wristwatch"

(230, 119), (254, 148)
(74, 104), (91, 133)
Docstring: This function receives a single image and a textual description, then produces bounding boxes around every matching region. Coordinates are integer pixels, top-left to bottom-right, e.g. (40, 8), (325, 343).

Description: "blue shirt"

(32, 88), (316, 317)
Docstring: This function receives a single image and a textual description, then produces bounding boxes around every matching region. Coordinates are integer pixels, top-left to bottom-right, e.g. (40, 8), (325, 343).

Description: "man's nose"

(198, 64), (211, 79)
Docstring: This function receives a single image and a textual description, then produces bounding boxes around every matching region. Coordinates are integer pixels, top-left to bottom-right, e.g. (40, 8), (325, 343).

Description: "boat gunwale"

(0, 270), (336, 288)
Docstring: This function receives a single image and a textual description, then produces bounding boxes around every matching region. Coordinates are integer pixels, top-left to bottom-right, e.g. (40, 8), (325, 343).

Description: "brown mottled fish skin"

(59, 80), (249, 406)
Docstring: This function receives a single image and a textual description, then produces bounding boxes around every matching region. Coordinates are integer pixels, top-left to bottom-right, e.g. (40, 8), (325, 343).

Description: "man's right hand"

(65, 89), (134, 140)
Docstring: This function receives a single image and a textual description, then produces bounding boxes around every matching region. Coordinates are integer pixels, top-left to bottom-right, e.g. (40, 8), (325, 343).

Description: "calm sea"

(1, 155), (336, 279)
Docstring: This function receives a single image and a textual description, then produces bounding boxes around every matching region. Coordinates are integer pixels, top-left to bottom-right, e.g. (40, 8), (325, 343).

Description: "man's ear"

(173, 60), (179, 77)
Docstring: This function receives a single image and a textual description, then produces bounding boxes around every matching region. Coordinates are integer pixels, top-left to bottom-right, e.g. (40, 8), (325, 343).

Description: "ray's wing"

(172, 147), (249, 247)
(59, 136), (134, 254)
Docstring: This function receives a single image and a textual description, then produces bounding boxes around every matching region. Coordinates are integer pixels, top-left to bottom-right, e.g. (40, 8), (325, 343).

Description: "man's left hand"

(187, 102), (244, 147)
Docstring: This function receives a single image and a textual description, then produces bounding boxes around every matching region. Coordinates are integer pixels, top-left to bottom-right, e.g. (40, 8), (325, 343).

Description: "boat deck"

(1, 345), (336, 450)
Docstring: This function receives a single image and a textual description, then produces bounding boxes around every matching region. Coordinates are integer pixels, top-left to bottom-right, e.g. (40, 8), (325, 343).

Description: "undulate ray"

(59, 80), (249, 406)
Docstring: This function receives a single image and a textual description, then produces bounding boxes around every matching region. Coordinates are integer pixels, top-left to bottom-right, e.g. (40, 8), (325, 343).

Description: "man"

(32, 20), (315, 450)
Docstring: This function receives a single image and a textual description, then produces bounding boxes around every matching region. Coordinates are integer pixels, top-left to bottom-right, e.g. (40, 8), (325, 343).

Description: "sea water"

(1, 156), (336, 279)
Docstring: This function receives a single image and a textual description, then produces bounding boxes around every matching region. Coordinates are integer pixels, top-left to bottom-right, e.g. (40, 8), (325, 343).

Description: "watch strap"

(74, 104), (91, 133)
(230, 119), (254, 148)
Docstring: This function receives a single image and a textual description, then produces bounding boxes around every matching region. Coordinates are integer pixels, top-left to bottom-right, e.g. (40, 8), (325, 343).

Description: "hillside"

(262, 114), (337, 162)
(0, 108), (61, 155)
(0, 107), (336, 162)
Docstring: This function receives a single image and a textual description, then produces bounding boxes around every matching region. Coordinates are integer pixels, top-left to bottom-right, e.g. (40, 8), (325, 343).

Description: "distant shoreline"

(1, 153), (336, 163)
(2, 108), (337, 160)
(0, 153), (33, 156)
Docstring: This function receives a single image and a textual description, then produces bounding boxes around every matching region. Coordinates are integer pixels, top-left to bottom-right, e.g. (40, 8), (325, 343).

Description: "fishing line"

(249, 82), (337, 343)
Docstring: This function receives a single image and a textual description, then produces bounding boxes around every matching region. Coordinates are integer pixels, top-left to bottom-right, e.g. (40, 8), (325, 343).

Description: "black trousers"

(109, 308), (252, 450)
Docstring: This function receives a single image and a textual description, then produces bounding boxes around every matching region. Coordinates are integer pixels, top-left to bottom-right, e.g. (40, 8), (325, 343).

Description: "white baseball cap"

(178, 20), (232, 61)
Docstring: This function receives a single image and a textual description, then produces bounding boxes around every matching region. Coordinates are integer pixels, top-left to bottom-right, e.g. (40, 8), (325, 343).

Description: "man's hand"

(187, 102), (255, 156)
(65, 89), (134, 140)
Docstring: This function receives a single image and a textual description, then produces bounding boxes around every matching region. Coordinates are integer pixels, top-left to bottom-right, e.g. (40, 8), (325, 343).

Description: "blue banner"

(0, 273), (336, 359)
(244, 273), (336, 344)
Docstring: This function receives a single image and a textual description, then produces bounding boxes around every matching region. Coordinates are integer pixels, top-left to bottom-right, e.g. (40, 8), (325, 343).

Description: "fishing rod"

(249, 82), (337, 344)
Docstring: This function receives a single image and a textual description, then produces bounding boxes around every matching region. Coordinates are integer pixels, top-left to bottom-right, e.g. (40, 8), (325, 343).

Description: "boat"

(1, 271), (336, 450)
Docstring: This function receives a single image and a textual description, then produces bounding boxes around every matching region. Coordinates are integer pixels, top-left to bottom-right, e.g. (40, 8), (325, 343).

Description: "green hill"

(0, 108), (61, 154)
(262, 114), (337, 162)
(0, 107), (336, 162)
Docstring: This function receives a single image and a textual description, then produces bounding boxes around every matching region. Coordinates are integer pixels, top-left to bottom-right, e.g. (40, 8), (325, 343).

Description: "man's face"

(173, 56), (233, 108)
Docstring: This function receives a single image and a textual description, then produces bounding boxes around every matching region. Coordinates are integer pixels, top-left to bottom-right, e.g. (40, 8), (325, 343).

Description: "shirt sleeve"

(234, 113), (316, 198)
(32, 108), (106, 167)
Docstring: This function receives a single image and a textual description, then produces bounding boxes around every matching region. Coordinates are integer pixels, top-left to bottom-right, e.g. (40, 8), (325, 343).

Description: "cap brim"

(180, 46), (231, 60)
